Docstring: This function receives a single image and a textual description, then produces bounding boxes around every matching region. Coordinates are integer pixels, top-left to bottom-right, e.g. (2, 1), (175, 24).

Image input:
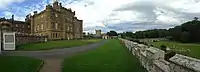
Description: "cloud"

(0, 0), (25, 9)
(1, 0), (200, 33)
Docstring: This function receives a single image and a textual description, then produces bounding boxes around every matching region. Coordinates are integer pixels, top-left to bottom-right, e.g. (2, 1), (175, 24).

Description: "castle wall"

(30, 2), (83, 40)
(16, 34), (47, 45)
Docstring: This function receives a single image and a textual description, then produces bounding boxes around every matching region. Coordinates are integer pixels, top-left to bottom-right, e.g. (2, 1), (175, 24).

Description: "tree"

(193, 17), (198, 21)
(125, 32), (134, 38)
(107, 31), (118, 36)
(180, 31), (190, 43)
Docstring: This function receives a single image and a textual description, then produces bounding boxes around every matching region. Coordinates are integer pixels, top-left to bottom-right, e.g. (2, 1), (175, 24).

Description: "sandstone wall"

(120, 38), (200, 72)
(16, 34), (47, 45)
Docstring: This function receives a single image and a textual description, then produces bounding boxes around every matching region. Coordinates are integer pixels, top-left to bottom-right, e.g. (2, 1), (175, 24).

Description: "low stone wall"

(120, 38), (200, 72)
(16, 34), (47, 45)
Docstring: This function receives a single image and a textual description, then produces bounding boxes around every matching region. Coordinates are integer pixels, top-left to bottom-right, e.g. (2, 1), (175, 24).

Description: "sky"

(0, 0), (200, 33)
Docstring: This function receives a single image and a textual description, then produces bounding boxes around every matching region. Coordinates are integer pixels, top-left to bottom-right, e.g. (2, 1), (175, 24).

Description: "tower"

(95, 30), (101, 37)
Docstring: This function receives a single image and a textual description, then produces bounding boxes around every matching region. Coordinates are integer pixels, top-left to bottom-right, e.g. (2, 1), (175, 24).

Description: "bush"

(160, 45), (167, 52)
(153, 40), (158, 42)
(165, 51), (176, 60)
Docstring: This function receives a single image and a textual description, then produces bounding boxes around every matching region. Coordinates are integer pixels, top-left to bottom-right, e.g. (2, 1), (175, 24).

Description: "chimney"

(34, 11), (37, 15)
(12, 15), (14, 25)
(59, 3), (62, 7)
(12, 15), (14, 21)
(53, 1), (59, 8)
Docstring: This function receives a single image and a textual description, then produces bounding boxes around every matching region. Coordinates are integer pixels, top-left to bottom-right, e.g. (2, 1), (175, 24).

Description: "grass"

(17, 39), (102, 51)
(151, 41), (200, 59)
(63, 39), (146, 72)
(0, 56), (43, 72)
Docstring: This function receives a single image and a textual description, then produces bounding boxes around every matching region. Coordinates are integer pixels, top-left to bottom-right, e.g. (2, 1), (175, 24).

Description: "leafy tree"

(107, 31), (118, 36)
(180, 31), (190, 43)
(160, 45), (167, 52)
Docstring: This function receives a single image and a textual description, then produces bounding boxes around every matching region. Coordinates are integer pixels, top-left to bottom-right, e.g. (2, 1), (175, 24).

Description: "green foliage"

(63, 40), (146, 72)
(165, 51), (176, 60)
(17, 39), (102, 51)
(169, 19), (200, 42)
(107, 31), (118, 36)
(121, 17), (200, 43)
(0, 56), (43, 72)
(180, 31), (190, 43)
(120, 29), (169, 39)
(160, 45), (167, 52)
(151, 41), (200, 59)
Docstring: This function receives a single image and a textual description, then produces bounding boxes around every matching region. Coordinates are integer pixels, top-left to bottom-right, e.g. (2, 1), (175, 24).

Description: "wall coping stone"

(169, 54), (200, 72)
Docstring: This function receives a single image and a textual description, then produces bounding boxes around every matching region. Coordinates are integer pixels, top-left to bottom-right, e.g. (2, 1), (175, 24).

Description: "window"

(55, 14), (58, 17)
(52, 33), (54, 38)
(55, 23), (58, 29)
(16, 24), (18, 27)
(41, 24), (44, 30)
(56, 33), (58, 38)
(37, 25), (40, 31)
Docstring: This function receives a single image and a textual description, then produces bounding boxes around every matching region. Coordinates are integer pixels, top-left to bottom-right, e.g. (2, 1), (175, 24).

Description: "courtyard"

(1, 39), (146, 72)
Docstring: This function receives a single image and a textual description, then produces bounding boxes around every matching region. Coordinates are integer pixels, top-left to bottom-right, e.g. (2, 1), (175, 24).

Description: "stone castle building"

(26, 1), (83, 40)
(0, 1), (83, 41)
(0, 15), (31, 34)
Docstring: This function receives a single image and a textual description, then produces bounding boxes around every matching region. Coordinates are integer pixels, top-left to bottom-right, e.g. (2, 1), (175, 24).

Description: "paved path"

(2, 40), (107, 72)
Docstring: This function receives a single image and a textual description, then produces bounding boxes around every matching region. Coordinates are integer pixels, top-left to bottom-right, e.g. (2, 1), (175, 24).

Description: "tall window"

(56, 33), (58, 38)
(55, 23), (58, 29)
(51, 22), (55, 29)
(41, 24), (44, 30)
(55, 14), (58, 17)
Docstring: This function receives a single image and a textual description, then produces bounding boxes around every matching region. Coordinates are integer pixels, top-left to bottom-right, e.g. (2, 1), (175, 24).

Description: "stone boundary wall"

(120, 38), (200, 72)
(16, 34), (47, 45)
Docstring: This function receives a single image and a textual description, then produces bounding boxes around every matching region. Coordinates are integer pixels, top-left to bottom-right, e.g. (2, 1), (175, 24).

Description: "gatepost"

(3, 32), (16, 50)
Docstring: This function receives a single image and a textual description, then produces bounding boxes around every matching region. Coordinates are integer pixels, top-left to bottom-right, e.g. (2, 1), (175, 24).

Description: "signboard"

(3, 32), (15, 50)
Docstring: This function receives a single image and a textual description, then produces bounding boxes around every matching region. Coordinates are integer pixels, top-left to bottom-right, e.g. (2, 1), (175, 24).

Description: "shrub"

(165, 51), (176, 60)
(160, 45), (167, 52)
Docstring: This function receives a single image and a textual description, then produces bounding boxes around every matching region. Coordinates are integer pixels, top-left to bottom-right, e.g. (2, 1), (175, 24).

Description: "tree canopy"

(121, 17), (200, 43)
(107, 31), (118, 36)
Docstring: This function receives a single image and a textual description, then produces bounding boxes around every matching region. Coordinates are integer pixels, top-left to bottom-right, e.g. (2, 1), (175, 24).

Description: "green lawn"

(0, 56), (43, 72)
(17, 39), (102, 51)
(151, 41), (200, 59)
(63, 40), (146, 72)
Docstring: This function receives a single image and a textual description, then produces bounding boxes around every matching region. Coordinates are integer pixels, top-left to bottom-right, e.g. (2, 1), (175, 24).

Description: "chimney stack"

(33, 11), (37, 15)
(59, 3), (62, 7)
(12, 15), (14, 21)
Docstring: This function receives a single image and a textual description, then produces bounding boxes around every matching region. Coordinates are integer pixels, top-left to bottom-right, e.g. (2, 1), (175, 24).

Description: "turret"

(46, 5), (53, 11)
(53, 1), (59, 9)
(12, 15), (14, 21)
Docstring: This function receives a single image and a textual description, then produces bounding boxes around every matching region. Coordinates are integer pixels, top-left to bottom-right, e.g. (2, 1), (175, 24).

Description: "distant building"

(102, 34), (109, 39)
(28, 1), (83, 40)
(95, 30), (101, 37)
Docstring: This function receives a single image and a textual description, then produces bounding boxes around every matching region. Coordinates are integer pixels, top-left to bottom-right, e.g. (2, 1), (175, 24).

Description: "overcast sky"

(0, 0), (200, 33)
